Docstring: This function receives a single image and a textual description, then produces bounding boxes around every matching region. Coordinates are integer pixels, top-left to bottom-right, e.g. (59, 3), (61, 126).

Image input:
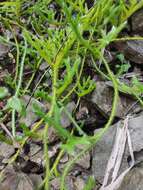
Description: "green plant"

(116, 53), (131, 77)
(75, 76), (96, 97)
(0, 0), (143, 190)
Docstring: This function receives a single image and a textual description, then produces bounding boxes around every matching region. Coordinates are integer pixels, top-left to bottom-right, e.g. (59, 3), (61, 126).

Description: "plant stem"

(11, 37), (27, 137)
(15, 38), (27, 96)
(22, 58), (42, 95)
(44, 124), (50, 190)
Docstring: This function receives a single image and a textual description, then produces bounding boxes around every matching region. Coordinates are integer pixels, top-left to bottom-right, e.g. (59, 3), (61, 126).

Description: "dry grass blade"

(101, 116), (135, 190)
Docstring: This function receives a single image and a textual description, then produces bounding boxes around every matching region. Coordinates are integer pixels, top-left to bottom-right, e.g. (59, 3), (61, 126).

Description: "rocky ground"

(0, 1), (143, 190)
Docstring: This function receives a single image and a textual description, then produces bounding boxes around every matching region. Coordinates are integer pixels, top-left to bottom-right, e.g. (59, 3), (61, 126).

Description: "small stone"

(75, 145), (91, 169)
(29, 143), (41, 157)
(65, 176), (75, 190)
(48, 127), (59, 143)
(48, 143), (60, 158)
(61, 101), (76, 128)
(114, 40), (143, 64)
(0, 165), (38, 190)
(117, 161), (143, 190)
(29, 174), (42, 189)
(76, 106), (89, 120)
(60, 154), (69, 164)
(131, 9), (143, 35)
(30, 150), (43, 165)
(0, 43), (10, 57)
(0, 143), (15, 158)
(73, 177), (85, 190)
(51, 178), (60, 190)
(39, 62), (48, 71)
(90, 81), (137, 118)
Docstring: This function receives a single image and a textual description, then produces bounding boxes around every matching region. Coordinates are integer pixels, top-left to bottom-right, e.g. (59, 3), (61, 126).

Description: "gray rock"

(48, 142), (61, 158)
(0, 143), (15, 158)
(91, 81), (137, 118)
(29, 143), (41, 157)
(128, 114), (143, 152)
(0, 43), (10, 57)
(75, 145), (91, 169)
(113, 9), (143, 65)
(117, 161), (143, 190)
(51, 178), (60, 190)
(114, 39), (143, 64)
(0, 69), (9, 82)
(73, 177), (85, 190)
(39, 62), (48, 71)
(92, 123), (119, 183)
(0, 165), (40, 190)
(131, 9), (143, 35)
(60, 153), (69, 164)
(123, 40), (143, 64)
(65, 176), (75, 190)
(30, 149), (43, 166)
(61, 101), (76, 128)
(92, 113), (143, 183)
(29, 174), (42, 189)
(50, 176), (76, 190)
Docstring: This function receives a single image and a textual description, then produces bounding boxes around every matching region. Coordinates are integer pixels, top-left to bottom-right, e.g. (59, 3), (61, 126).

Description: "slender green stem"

(135, 95), (143, 106)
(22, 58), (42, 95)
(62, 106), (86, 136)
(50, 149), (64, 176)
(11, 110), (16, 138)
(91, 56), (118, 140)
(43, 33), (76, 189)
(60, 144), (91, 190)
(43, 64), (58, 189)
(15, 38), (27, 96)
(12, 29), (20, 85)
(11, 37), (27, 137)
(115, 36), (143, 41)
(44, 124), (50, 190)
(91, 55), (110, 80)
